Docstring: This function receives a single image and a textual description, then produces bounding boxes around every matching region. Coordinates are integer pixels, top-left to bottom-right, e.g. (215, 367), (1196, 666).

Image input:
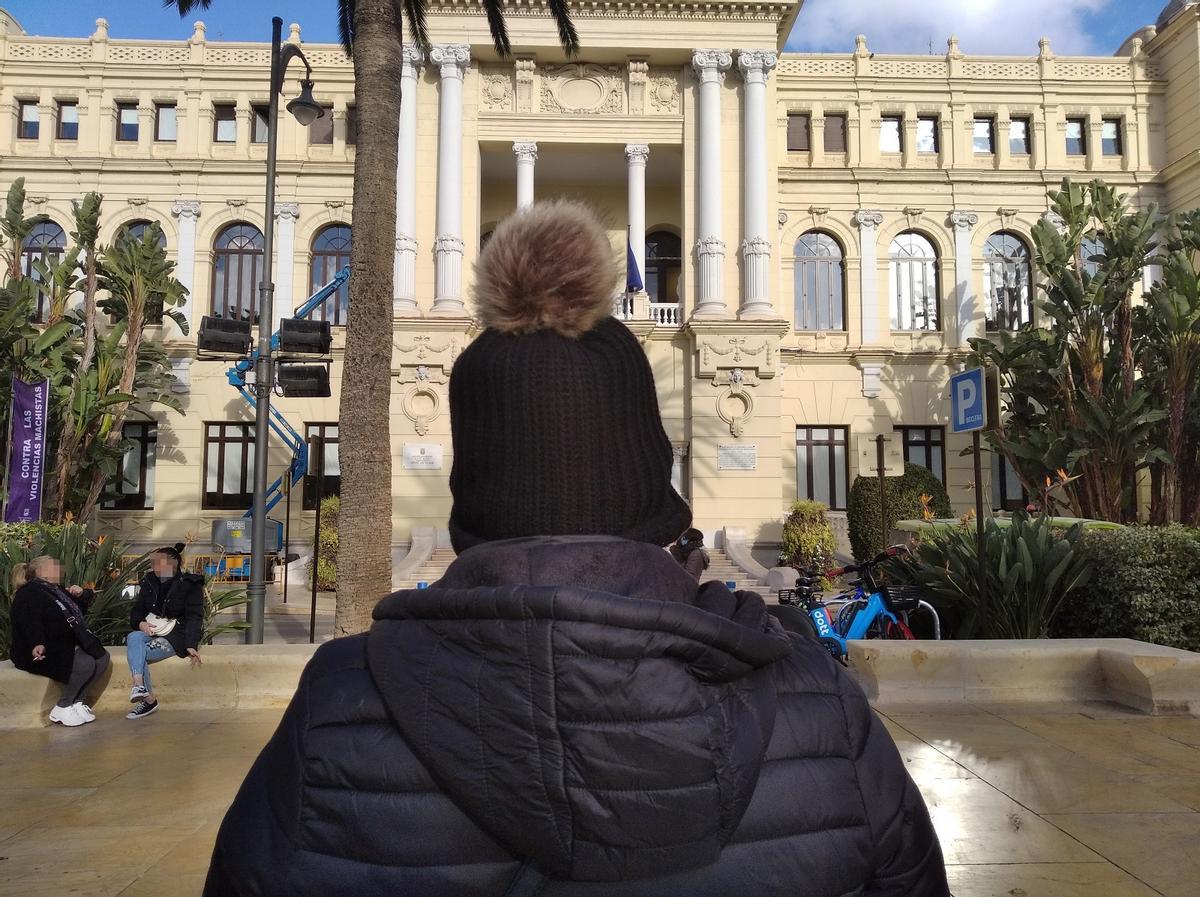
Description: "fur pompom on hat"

(449, 201), (691, 552)
(473, 199), (619, 339)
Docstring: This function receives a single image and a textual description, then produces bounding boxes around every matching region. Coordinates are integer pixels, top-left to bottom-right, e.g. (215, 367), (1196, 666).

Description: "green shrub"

(848, 463), (952, 562)
(886, 510), (1093, 639)
(202, 583), (250, 645)
(0, 522), (149, 661)
(310, 495), (339, 592)
(778, 500), (837, 573)
(1053, 526), (1200, 652)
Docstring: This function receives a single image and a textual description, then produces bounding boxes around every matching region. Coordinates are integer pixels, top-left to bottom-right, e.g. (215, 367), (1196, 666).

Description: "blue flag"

(626, 229), (644, 293)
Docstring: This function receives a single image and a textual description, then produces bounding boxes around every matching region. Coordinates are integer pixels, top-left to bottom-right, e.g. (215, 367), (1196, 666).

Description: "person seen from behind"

(670, 527), (710, 579)
(9, 556), (110, 727)
(126, 543), (204, 720)
(205, 200), (949, 896)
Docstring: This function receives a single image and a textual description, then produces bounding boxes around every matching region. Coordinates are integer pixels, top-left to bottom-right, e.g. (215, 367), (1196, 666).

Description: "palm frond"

(163, 0), (213, 14)
(338, 0), (355, 56)
(480, 0), (513, 57)
(403, 0), (431, 54)
(546, 0), (580, 56)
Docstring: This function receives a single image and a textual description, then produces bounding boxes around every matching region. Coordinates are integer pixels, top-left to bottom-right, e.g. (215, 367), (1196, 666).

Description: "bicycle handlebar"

(810, 544), (910, 581)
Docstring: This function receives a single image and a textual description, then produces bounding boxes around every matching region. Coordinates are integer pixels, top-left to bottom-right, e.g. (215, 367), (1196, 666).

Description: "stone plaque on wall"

(402, 443), (443, 470)
(718, 444), (758, 471)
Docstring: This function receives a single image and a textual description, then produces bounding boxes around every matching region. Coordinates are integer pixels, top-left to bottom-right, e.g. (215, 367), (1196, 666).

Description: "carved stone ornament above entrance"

(480, 69), (514, 112)
(540, 63), (625, 114)
(699, 337), (778, 378)
(394, 338), (460, 436)
(713, 368), (759, 438)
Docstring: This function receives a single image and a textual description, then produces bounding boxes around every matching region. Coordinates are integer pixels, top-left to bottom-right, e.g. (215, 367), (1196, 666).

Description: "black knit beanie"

(448, 200), (692, 553)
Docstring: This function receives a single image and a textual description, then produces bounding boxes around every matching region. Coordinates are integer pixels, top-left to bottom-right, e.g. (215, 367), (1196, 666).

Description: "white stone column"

(950, 210), (979, 345)
(274, 202), (300, 330)
(171, 200), (201, 332)
(692, 49), (732, 316)
(513, 141), (537, 211)
(625, 144), (649, 296)
(736, 49), (777, 318)
(394, 45), (423, 314)
(431, 44), (470, 315)
(853, 209), (883, 345)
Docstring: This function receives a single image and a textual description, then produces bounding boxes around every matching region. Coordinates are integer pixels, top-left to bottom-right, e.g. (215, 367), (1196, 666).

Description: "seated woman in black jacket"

(9, 555), (110, 727)
(125, 543), (205, 720)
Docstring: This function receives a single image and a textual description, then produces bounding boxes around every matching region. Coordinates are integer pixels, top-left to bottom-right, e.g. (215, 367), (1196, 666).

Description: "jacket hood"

(367, 536), (794, 883)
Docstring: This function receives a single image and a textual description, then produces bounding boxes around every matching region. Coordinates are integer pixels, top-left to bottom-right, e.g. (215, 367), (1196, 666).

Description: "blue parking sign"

(950, 368), (986, 433)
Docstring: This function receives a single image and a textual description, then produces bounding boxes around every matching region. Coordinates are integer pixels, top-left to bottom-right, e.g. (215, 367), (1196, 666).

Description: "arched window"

(983, 232), (1032, 330)
(793, 230), (845, 331)
(645, 230), (682, 305)
(889, 231), (940, 331)
(119, 219), (167, 249)
(310, 224), (351, 325)
(23, 220), (67, 323)
(211, 223), (264, 322)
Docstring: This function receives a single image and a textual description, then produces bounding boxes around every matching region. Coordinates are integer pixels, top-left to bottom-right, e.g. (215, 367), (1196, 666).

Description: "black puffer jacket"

(205, 537), (947, 897)
(130, 572), (205, 657)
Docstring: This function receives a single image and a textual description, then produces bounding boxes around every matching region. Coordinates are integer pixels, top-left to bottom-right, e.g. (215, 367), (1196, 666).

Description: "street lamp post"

(247, 17), (325, 644)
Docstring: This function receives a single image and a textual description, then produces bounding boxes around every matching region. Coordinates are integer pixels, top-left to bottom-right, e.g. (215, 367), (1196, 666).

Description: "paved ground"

(0, 701), (1198, 896)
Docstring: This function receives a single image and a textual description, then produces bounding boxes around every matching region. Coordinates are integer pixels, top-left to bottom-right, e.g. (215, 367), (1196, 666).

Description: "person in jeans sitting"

(126, 543), (205, 719)
(9, 555), (110, 727)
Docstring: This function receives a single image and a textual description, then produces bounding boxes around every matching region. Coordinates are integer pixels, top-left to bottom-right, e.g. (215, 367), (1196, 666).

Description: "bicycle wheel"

(882, 619), (916, 640)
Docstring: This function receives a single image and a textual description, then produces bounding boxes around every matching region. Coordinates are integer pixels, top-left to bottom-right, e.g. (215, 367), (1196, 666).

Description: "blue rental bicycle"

(777, 546), (940, 663)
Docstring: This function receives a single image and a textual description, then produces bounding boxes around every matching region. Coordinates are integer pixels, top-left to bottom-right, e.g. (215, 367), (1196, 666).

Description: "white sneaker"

(49, 705), (86, 727)
(73, 703), (96, 723)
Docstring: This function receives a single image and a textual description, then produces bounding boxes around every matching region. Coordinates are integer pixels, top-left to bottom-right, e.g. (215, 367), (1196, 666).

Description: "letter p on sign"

(950, 368), (986, 433)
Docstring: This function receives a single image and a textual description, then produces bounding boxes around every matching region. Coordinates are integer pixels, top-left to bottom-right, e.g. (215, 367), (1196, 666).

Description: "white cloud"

(786, 0), (1118, 56)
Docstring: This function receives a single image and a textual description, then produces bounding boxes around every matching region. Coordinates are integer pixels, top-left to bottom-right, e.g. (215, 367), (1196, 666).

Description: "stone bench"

(1, 638), (1197, 729)
(0, 644), (317, 729)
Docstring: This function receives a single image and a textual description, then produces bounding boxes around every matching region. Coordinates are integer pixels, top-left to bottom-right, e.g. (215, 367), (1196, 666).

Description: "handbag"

(53, 596), (108, 660)
(144, 613), (177, 637)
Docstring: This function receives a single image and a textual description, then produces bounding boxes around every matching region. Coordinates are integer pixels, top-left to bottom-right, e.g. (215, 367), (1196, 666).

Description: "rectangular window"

(1102, 118), (1123, 156)
(213, 104), (237, 143)
(879, 116), (903, 154)
(346, 105), (357, 146)
(973, 117), (994, 154)
(309, 106), (335, 145)
(303, 424), (341, 510)
(1009, 118), (1031, 155)
(203, 423), (256, 510)
(116, 103), (139, 141)
(18, 101), (39, 140)
(916, 116), (939, 153)
(155, 104), (177, 142)
(824, 113), (847, 153)
(787, 113), (811, 152)
(796, 426), (849, 511)
(1065, 118), (1086, 156)
(104, 423), (157, 510)
(252, 105), (269, 144)
(897, 426), (945, 484)
(56, 102), (78, 140)
(992, 452), (1027, 512)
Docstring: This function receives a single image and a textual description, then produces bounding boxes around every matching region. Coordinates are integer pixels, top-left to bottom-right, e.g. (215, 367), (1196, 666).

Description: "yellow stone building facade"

(1, 1), (1197, 566)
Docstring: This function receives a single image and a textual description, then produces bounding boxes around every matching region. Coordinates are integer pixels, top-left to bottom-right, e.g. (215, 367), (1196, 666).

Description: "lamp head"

(287, 79), (324, 126)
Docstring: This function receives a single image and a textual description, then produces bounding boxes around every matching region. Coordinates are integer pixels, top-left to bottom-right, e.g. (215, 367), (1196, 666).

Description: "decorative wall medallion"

(541, 63), (624, 114)
(778, 210), (789, 226)
(713, 368), (759, 438)
(401, 384), (441, 436)
(480, 71), (514, 112)
(648, 74), (680, 113)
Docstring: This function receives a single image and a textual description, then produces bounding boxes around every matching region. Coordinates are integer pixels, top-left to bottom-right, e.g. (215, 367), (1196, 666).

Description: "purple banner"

(4, 376), (50, 524)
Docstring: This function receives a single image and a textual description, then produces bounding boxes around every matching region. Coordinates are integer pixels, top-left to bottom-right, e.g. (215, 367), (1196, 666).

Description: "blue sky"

(4, 0), (1169, 55)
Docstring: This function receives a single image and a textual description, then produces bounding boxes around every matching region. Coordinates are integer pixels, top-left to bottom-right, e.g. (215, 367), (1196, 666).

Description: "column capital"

(949, 210), (979, 231)
(396, 234), (418, 253)
(695, 236), (727, 257)
(692, 49), (732, 83)
(736, 50), (778, 83)
(741, 236), (772, 258)
(275, 202), (301, 222)
(513, 140), (538, 163)
(435, 235), (465, 254)
(430, 44), (470, 80)
(853, 209), (884, 230)
(401, 44), (425, 77)
(625, 143), (650, 165)
(171, 200), (201, 220)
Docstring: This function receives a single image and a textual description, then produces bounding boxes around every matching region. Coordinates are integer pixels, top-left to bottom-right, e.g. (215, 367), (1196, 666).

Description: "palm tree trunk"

(334, 0), (403, 636)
